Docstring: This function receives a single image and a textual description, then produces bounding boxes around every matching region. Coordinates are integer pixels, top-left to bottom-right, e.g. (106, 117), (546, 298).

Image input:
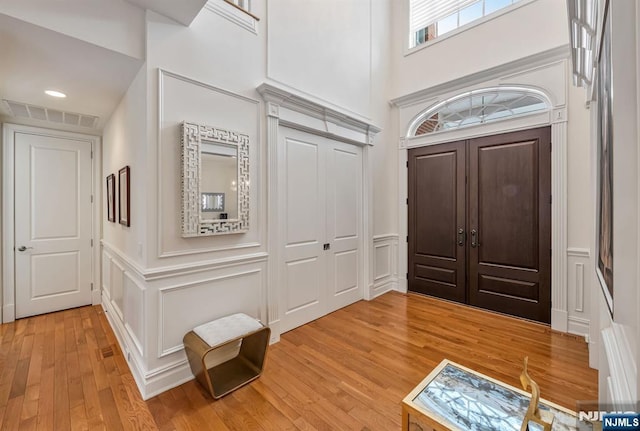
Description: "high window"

(408, 87), (550, 137)
(410, 0), (523, 48)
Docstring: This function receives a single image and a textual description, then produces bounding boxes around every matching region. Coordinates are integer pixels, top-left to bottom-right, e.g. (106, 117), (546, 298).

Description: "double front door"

(408, 127), (551, 323)
(279, 127), (364, 333)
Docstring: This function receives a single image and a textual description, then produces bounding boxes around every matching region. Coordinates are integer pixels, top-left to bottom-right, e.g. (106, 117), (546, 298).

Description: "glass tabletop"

(412, 364), (591, 431)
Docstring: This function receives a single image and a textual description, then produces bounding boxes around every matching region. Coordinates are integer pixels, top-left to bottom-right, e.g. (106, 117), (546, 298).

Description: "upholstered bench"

(183, 313), (270, 399)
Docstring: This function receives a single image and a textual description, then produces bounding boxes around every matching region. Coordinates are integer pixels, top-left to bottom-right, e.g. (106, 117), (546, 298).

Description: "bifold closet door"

(279, 128), (363, 334)
(408, 141), (466, 303)
(468, 128), (551, 323)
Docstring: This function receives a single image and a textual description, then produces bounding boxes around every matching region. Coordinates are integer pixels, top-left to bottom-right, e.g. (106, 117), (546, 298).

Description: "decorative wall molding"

(157, 268), (264, 357)
(567, 247), (590, 257)
(157, 68), (261, 258)
(551, 121), (568, 332)
(602, 323), (638, 406)
(391, 45), (570, 107)
(372, 234), (399, 298)
(257, 81), (381, 146)
(204, 0), (257, 34)
(574, 262), (585, 313)
(102, 241), (267, 281)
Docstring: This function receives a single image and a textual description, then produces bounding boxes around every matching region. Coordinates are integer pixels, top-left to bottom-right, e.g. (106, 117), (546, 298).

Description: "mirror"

(181, 121), (249, 236)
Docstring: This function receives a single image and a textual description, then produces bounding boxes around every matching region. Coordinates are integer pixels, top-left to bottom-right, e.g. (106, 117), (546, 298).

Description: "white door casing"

(2, 124), (99, 322)
(279, 127), (364, 333)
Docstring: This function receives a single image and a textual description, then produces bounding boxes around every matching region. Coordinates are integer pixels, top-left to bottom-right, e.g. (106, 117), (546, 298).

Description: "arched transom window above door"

(408, 87), (551, 137)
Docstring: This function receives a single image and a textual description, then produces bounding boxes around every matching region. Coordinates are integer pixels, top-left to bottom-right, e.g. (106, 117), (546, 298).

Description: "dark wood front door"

(408, 127), (552, 323)
(408, 141), (466, 303)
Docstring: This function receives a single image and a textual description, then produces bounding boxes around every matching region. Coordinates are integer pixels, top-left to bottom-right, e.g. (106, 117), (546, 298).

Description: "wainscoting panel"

(157, 268), (264, 358)
(123, 272), (145, 356)
(372, 234), (399, 297)
(110, 259), (125, 321)
(156, 70), (262, 259)
(567, 248), (591, 338)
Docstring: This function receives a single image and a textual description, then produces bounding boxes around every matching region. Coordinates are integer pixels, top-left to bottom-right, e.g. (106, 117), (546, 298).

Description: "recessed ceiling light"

(45, 90), (66, 98)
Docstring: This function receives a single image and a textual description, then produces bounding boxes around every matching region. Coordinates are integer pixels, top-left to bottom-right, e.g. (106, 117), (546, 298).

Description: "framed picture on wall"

(106, 173), (116, 223)
(596, 1), (613, 316)
(118, 166), (130, 227)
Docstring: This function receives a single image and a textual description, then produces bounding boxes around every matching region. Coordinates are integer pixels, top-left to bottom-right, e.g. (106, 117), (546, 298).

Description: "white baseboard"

(551, 308), (568, 332)
(268, 320), (281, 344)
(2, 303), (15, 323)
(372, 278), (397, 299)
(589, 339), (599, 370)
(568, 316), (590, 339)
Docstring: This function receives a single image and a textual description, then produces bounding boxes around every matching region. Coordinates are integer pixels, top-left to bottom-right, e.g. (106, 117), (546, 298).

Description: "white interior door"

(279, 128), (363, 333)
(326, 142), (363, 312)
(14, 132), (93, 319)
(280, 129), (327, 333)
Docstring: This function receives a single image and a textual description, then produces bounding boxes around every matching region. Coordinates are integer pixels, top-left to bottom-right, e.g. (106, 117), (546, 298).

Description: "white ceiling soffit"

(0, 13), (143, 132)
(124, 0), (208, 26)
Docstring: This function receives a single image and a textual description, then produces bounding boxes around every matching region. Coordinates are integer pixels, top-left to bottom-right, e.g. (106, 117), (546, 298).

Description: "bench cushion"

(193, 313), (263, 347)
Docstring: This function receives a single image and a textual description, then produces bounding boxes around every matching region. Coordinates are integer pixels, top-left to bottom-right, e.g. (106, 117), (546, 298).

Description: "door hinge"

(549, 195), (552, 204)
(406, 198), (409, 205)
(91, 239), (94, 247)
(91, 195), (94, 203)
(406, 273), (409, 280)
(406, 161), (409, 168)
(91, 150), (93, 159)
(91, 282), (94, 291)
(406, 235), (409, 243)
(550, 248), (552, 257)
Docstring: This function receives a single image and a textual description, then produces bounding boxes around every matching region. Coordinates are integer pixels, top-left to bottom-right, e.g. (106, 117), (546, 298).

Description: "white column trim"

(265, 101), (281, 343)
(551, 120), (568, 331)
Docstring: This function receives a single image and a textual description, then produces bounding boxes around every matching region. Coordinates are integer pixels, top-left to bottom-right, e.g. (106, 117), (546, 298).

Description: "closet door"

(468, 127), (551, 323)
(280, 129), (328, 333)
(279, 128), (364, 333)
(408, 142), (466, 303)
(326, 141), (363, 313)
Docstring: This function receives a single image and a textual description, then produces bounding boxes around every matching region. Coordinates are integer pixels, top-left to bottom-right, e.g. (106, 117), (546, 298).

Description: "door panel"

(476, 141), (538, 269)
(326, 143), (362, 311)
(15, 132), (92, 318)
(281, 132), (326, 332)
(408, 141), (466, 303)
(468, 127), (551, 323)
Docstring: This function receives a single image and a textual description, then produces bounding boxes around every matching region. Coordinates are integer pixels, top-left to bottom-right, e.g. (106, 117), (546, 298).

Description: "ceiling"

(124, 0), (207, 26)
(0, 1), (210, 133)
(0, 13), (144, 132)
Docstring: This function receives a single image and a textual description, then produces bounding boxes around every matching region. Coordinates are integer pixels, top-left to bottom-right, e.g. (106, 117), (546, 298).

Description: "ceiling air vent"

(2, 99), (99, 129)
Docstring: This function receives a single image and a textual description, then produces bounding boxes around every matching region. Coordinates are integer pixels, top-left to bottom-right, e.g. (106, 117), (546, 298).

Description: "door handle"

(17, 246), (33, 252)
(470, 230), (480, 248)
(457, 228), (465, 246)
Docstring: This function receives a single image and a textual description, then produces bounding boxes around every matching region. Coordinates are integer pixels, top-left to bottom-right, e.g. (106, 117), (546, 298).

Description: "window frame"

(405, 0), (536, 57)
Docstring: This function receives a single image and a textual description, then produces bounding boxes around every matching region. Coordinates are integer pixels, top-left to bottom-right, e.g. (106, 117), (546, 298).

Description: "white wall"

(594, 0), (639, 407)
(102, 66), (148, 268)
(390, 0), (569, 98)
(0, 0), (145, 59)
(267, 0), (371, 117)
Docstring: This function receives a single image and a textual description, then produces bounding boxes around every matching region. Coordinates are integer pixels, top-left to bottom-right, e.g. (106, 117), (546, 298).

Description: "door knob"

(17, 246), (33, 252)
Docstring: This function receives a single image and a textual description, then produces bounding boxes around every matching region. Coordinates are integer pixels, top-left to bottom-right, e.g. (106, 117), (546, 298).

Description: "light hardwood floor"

(0, 291), (597, 430)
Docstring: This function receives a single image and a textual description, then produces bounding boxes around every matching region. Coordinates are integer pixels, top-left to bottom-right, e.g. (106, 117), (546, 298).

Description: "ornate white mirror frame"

(181, 121), (249, 236)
